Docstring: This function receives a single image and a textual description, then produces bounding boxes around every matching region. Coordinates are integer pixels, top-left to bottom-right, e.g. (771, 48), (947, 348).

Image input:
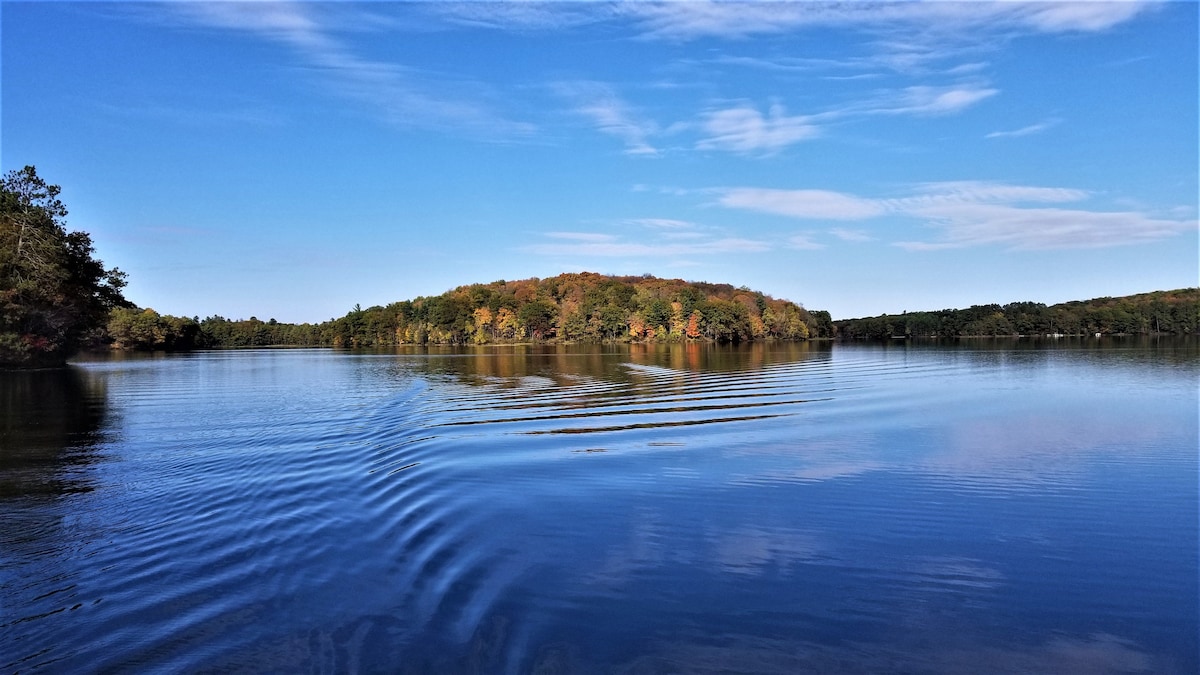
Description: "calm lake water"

(2, 340), (1197, 673)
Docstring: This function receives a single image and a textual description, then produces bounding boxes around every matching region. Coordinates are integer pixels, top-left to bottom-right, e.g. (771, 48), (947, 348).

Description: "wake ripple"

(343, 353), (873, 670)
(11, 346), (1107, 674)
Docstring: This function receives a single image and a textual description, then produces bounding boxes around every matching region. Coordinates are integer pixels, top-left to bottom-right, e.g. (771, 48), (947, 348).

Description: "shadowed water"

(2, 340), (1197, 673)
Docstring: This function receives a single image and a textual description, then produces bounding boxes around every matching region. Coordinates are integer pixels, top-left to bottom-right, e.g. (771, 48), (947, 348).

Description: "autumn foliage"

(109, 280), (1200, 351)
(318, 273), (828, 347)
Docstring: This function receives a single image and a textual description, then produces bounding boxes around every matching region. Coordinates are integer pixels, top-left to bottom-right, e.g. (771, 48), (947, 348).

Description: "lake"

(2, 340), (1197, 673)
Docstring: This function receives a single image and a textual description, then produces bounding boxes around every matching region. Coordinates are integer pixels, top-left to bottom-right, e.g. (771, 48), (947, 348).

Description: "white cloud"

(544, 232), (617, 243)
(822, 73), (884, 82)
(697, 104), (821, 154)
(711, 44), (985, 79)
(830, 228), (874, 242)
(687, 83), (998, 157)
(628, 218), (697, 230)
(900, 181), (1090, 205)
(425, 2), (612, 32)
(787, 235), (826, 250)
(525, 237), (770, 257)
(523, 229), (770, 257)
(717, 188), (887, 220)
(945, 62), (990, 75)
(418, 1), (1153, 41)
(554, 82), (659, 156)
(1017, 2), (1149, 32)
(705, 238), (774, 253)
(170, 2), (335, 52)
(877, 85), (999, 116)
(986, 118), (1061, 139)
(715, 181), (1197, 251)
(896, 203), (1198, 251)
(620, 1), (1153, 41)
(165, 2), (533, 137)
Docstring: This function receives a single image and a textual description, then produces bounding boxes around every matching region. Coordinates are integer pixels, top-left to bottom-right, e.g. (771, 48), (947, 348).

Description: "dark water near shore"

(2, 339), (1197, 673)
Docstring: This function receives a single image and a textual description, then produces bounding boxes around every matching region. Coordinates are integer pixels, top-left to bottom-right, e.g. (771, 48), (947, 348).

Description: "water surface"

(2, 340), (1196, 673)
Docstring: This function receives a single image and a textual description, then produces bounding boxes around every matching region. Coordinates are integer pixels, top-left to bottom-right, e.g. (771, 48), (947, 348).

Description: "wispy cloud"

(718, 188), (887, 220)
(544, 232), (617, 243)
(170, 2), (334, 51)
(524, 236), (770, 257)
(210, 4), (1005, 157)
(787, 235), (826, 250)
(714, 48), (988, 79)
(1014, 2), (1150, 32)
(1104, 54), (1154, 68)
(553, 82), (659, 155)
(897, 181), (1089, 206)
(423, 2), (615, 32)
(689, 82), (997, 155)
(422, 1), (1152, 41)
(986, 118), (1061, 139)
(830, 228), (874, 243)
(145, 1), (1149, 162)
(524, 220), (769, 258)
(627, 218), (715, 241)
(875, 85), (999, 116)
(946, 62), (989, 76)
(822, 73), (884, 82)
(696, 103), (820, 155)
(894, 203), (1197, 250)
(627, 218), (698, 230)
(163, 2), (532, 137)
(715, 181), (1197, 250)
(621, 2), (1154, 41)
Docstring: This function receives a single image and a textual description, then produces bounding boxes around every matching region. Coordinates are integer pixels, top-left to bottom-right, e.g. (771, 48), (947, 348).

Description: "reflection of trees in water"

(0, 367), (108, 500)
(886, 335), (1200, 372)
(1, 368), (109, 671)
(394, 342), (833, 385)
(628, 341), (830, 374)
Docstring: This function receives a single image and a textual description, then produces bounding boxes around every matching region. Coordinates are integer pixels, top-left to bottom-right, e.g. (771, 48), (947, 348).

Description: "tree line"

(4, 164), (1195, 366)
(2, 165), (828, 366)
(107, 273), (833, 350)
(115, 285), (1197, 353)
(106, 310), (327, 351)
(834, 289), (1200, 339)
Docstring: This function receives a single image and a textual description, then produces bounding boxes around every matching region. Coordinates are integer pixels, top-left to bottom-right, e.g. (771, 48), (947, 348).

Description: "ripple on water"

(4, 344), (1196, 673)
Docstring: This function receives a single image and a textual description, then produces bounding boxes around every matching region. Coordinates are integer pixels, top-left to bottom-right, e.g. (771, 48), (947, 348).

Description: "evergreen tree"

(1, 166), (128, 367)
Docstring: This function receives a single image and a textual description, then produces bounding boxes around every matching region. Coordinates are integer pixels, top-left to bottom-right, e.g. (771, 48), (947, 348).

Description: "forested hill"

(108, 273), (832, 349)
(835, 288), (1199, 339)
(106, 279), (1200, 351)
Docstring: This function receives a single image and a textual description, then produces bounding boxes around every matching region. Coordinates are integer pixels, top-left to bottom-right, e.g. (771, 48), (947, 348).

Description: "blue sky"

(2, 1), (1196, 323)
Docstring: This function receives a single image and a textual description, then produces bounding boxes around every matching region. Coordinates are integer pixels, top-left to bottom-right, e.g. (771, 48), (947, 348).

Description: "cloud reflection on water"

(611, 632), (1158, 674)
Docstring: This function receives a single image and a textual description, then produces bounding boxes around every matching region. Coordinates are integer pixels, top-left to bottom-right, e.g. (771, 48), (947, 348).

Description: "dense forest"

(107, 283), (1199, 353)
(1, 167), (128, 367)
(835, 288), (1200, 339)
(106, 273), (833, 350)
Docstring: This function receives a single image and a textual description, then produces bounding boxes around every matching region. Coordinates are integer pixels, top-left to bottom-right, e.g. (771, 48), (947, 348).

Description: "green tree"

(107, 307), (201, 350)
(519, 300), (558, 340)
(1, 166), (128, 367)
(643, 298), (672, 329)
(560, 310), (588, 341)
(596, 304), (627, 340)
